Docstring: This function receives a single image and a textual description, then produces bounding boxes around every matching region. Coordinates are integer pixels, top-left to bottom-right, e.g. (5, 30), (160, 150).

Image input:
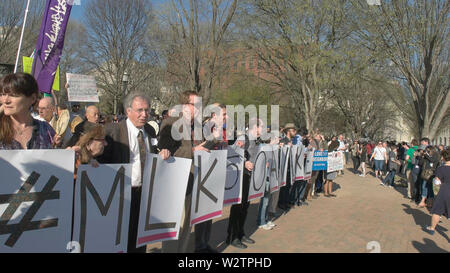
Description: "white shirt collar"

(126, 118), (145, 137)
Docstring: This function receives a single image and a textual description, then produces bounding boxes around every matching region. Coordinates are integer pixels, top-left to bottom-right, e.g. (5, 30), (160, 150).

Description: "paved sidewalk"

(148, 167), (449, 253)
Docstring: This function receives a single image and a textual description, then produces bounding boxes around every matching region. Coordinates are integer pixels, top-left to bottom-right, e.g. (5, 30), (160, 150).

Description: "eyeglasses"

(131, 108), (150, 115)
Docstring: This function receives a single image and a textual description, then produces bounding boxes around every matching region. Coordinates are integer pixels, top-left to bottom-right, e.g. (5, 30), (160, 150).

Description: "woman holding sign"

(0, 73), (61, 150)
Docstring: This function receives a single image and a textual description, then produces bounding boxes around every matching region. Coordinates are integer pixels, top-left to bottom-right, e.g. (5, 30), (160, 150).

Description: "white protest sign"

(304, 150), (314, 180)
(248, 145), (271, 201)
(327, 151), (344, 172)
(279, 146), (290, 187)
(72, 164), (132, 253)
(289, 145), (298, 185)
(0, 150), (74, 253)
(137, 155), (191, 247)
(191, 150), (227, 226)
(224, 146), (244, 206)
(291, 145), (305, 181)
(269, 145), (280, 193)
(67, 73), (99, 102)
(367, 0), (381, 5)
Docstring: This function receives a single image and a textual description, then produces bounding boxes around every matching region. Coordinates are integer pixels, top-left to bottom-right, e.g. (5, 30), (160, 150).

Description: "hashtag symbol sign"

(0, 171), (60, 247)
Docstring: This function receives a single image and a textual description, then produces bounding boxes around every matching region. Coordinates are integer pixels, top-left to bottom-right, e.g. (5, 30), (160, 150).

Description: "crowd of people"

(337, 136), (449, 235)
(347, 138), (446, 203)
(0, 72), (448, 253)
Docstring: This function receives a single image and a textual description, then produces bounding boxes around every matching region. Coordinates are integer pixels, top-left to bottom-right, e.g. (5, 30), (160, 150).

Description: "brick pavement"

(147, 166), (449, 253)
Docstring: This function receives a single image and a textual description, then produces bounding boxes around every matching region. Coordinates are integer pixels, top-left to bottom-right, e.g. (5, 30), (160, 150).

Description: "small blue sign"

(312, 150), (328, 171)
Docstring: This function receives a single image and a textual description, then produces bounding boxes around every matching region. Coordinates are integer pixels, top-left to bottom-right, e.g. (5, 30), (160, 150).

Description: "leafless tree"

(0, 0), (44, 66)
(155, 0), (238, 105)
(237, 0), (353, 132)
(80, 0), (159, 114)
(350, 0), (450, 139)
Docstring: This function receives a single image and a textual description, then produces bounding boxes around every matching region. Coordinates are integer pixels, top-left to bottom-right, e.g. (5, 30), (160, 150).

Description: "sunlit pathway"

(148, 166), (450, 253)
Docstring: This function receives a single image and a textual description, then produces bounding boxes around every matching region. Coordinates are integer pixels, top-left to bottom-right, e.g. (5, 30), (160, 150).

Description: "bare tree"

(60, 21), (89, 75)
(332, 79), (398, 140)
(53, 20), (89, 105)
(237, 0), (353, 132)
(0, 0), (44, 65)
(350, 0), (450, 139)
(324, 48), (399, 140)
(80, 0), (159, 115)
(155, 0), (238, 104)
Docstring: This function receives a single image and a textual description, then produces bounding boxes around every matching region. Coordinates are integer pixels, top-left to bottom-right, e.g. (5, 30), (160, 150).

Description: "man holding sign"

(99, 92), (170, 253)
(158, 91), (218, 253)
(192, 103), (229, 253)
(278, 123), (297, 211)
(226, 118), (263, 249)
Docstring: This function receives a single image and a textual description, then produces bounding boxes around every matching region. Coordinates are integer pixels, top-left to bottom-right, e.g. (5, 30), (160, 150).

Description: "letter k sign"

(195, 156), (218, 213)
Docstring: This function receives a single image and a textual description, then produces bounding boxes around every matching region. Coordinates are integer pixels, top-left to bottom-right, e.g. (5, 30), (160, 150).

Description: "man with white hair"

(38, 97), (64, 146)
(38, 97), (57, 126)
(99, 92), (170, 253)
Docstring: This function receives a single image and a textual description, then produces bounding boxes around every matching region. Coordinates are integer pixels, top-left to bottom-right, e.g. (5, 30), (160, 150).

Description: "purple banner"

(32, 0), (73, 94)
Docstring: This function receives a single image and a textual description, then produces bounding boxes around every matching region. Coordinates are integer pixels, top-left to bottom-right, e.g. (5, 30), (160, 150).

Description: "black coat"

(98, 120), (157, 164)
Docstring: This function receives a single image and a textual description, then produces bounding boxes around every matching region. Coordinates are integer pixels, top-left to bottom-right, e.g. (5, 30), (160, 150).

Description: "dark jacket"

(64, 120), (97, 148)
(157, 116), (220, 195)
(422, 150), (440, 172)
(98, 119), (157, 164)
(158, 116), (219, 164)
(328, 140), (340, 152)
(243, 135), (262, 176)
(279, 136), (293, 179)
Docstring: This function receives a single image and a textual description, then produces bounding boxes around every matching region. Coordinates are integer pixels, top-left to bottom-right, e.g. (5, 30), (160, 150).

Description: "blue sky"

(70, 3), (84, 21)
(69, 0), (166, 21)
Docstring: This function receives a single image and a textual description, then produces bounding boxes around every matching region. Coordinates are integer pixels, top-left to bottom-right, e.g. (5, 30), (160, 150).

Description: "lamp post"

(122, 72), (129, 96)
(120, 72), (129, 115)
(113, 95), (117, 116)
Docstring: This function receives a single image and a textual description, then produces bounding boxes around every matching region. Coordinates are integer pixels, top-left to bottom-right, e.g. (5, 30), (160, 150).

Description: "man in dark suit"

(99, 92), (170, 253)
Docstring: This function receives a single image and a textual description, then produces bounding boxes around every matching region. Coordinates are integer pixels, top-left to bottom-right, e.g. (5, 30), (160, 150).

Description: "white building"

(432, 127), (450, 146)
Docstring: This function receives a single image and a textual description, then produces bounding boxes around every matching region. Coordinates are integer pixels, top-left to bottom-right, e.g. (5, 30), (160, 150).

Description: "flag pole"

(14, 0), (32, 73)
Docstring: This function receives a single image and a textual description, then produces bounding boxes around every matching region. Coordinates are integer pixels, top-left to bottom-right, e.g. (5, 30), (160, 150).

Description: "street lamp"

(122, 72), (129, 96)
(119, 72), (129, 115)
